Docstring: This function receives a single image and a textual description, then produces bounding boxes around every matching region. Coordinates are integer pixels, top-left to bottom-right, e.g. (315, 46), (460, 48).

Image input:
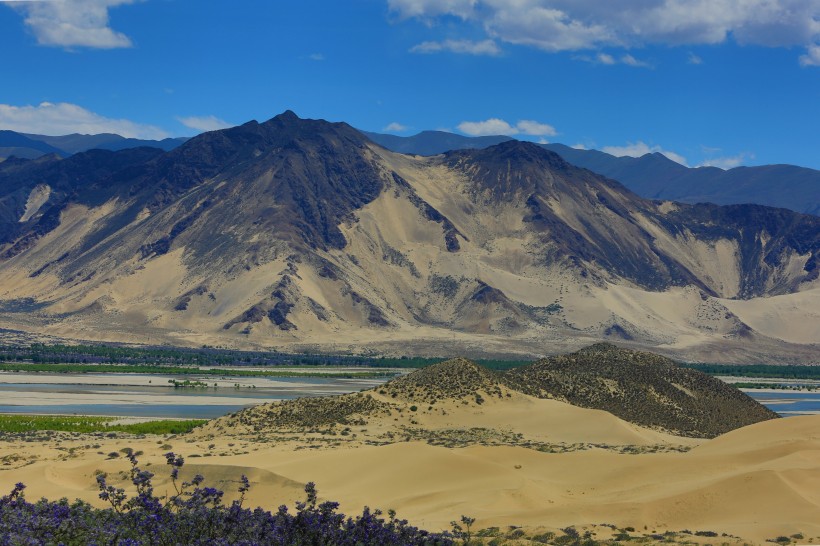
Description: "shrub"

(532, 531), (556, 543)
(0, 452), (453, 545)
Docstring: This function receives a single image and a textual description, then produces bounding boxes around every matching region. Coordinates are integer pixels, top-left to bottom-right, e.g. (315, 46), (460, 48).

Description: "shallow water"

(0, 374), (389, 419)
(746, 390), (820, 416)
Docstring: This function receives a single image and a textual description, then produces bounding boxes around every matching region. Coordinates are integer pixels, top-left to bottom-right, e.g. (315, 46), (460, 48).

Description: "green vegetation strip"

(0, 343), (530, 371)
(0, 415), (206, 434)
(368, 357), (531, 370)
(0, 362), (393, 379)
(684, 364), (820, 379)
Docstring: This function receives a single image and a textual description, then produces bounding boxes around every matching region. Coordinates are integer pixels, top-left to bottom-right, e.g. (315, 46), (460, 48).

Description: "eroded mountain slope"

(0, 112), (817, 360)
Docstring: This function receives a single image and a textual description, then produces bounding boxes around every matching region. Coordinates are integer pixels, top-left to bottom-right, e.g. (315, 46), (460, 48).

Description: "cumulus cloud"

(515, 119), (557, 136)
(176, 115), (232, 133)
(383, 121), (409, 132)
(388, 0), (820, 63)
(602, 141), (688, 166)
(457, 117), (557, 136)
(410, 38), (500, 55)
(458, 118), (516, 136)
(4, 0), (136, 49)
(0, 102), (168, 139)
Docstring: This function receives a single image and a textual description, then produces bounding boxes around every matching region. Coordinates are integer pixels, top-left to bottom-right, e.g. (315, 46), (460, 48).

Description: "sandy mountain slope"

(0, 112), (818, 361)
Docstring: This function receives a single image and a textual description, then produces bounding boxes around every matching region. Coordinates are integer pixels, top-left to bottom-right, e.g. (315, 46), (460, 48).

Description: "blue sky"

(1, 0), (818, 169)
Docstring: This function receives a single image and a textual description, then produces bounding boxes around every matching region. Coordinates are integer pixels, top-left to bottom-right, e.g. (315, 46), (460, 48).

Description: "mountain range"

(0, 130), (187, 160)
(364, 131), (820, 216)
(0, 112), (818, 362)
(5, 127), (818, 216)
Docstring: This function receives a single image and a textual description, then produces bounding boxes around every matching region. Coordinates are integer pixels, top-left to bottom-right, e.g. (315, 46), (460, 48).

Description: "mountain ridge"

(365, 130), (820, 216)
(0, 130), (187, 161)
(6, 125), (817, 215)
(0, 111), (818, 361)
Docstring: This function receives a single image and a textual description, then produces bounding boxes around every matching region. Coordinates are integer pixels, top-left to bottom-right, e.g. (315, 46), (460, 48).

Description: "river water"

(746, 390), (820, 417)
(0, 373), (390, 419)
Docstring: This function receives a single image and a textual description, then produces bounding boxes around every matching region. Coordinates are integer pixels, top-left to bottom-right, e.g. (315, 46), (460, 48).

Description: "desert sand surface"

(1, 388), (818, 544)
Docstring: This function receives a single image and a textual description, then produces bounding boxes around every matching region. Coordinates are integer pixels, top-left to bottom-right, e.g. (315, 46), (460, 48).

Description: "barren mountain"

(0, 112), (818, 361)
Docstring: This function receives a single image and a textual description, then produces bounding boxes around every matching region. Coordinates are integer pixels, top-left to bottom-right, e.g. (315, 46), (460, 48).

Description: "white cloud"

(602, 141), (688, 166)
(388, 1), (820, 63)
(699, 153), (752, 169)
(570, 143), (588, 150)
(388, 0), (477, 19)
(621, 53), (651, 68)
(687, 52), (703, 65)
(458, 118), (516, 136)
(799, 44), (820, 66)
(596, 53), (616, 64)
(4, 0), (136, 49)
(383, 121), (409, 132)
(457, 117), (557, 136)
(576, 52), (650, 67)
(308, 53), (325, 61)
(410, 39), (500, 55)
(176, 115), (232, 133)
(0, 102), (168, 139)
(515, 119), (557, 136)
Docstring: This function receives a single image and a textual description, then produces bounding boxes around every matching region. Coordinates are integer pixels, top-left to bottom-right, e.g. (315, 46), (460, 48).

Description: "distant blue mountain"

(0, 130), (187, 161)
(25, 133), (188, 154)
(0, 130), (67, 159)
(362, 130), (820, 216)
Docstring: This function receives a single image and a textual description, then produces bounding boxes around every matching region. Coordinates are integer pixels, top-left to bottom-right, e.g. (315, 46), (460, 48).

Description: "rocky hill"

(505, 343), (779, 437)
(0, 112), (818, 360)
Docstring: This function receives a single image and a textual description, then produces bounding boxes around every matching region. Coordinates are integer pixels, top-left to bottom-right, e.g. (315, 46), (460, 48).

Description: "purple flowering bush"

(0, 452), (454, 545)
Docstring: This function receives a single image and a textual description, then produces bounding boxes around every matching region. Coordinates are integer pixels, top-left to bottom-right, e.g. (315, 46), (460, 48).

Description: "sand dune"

(1, 400), (817, 544)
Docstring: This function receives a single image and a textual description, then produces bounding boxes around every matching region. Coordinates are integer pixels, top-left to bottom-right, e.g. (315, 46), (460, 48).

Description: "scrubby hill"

(378, 357), (510, 405)
(204, 347), (776, 446)
(218, 391), (391, 433)
(505, 343), (779, 438)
